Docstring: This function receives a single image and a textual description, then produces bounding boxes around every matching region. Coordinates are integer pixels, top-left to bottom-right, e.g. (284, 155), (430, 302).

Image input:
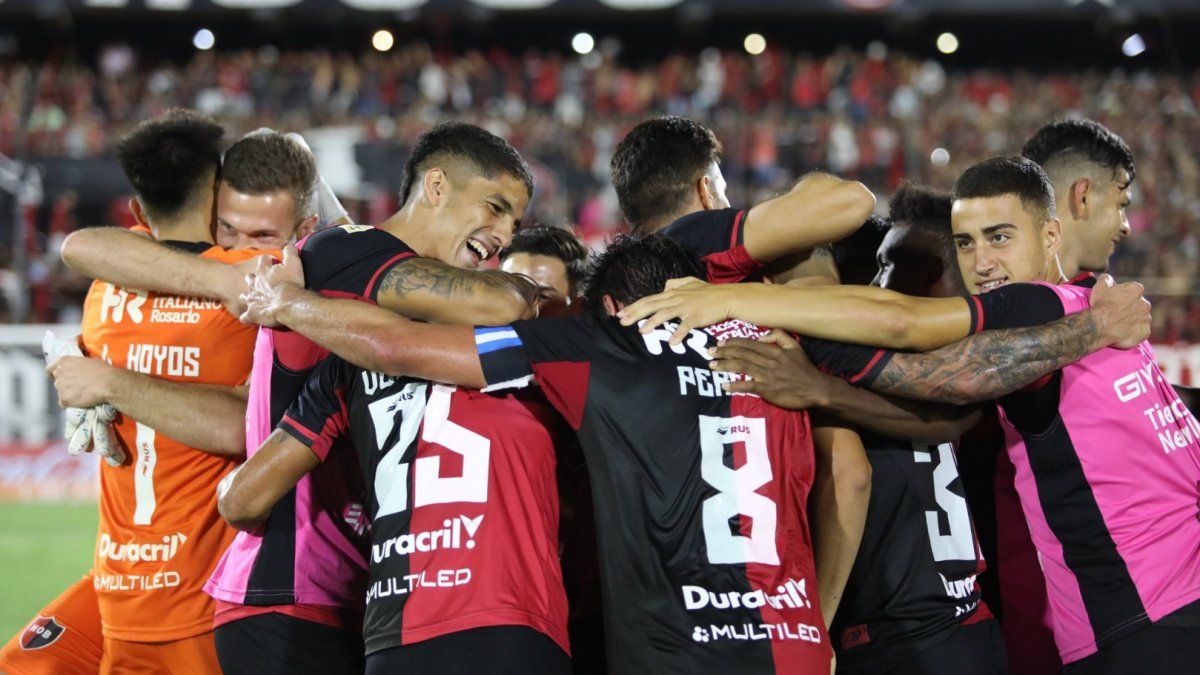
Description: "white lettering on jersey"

(125, 344), (201, 378)
(99, 284), (147, 324)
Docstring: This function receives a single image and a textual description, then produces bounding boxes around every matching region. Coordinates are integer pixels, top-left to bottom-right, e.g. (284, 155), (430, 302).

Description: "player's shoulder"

(659, 207), (747, 254)
(301, 224), (415, 257)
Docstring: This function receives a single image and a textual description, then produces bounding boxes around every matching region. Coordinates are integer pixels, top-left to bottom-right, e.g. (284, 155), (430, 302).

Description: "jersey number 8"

(699, 415), (779, 565)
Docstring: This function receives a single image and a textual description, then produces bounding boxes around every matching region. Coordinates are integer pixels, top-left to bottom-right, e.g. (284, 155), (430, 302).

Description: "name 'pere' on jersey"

(476, 313), (854, 675)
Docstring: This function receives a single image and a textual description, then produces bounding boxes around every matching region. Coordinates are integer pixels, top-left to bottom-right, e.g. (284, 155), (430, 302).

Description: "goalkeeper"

(1, 116), (341, 674)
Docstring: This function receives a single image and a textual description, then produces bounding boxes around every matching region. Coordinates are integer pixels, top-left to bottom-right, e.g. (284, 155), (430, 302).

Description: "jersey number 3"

(914, 443), (975, 563)
(698, 415), (779, 565)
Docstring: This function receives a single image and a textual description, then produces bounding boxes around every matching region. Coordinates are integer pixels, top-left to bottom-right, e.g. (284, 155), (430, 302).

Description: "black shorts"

(214, 612), (364, 675)
(1064, 601), (1200, 675)
(365, 625), (570, 675)
(838, 619), (1007, 675)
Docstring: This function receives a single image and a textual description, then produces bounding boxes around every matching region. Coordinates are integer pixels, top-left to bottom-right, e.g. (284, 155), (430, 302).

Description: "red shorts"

(0, 575), (103, 675)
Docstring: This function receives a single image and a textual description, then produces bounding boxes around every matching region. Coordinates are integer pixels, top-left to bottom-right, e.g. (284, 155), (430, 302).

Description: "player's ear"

(294, 214), (318, 241)
(129, 198), (148, 227)
(602, 294), (622, 317)
(697, 175), (717, 211)
(1043, 217), (1062, 257)
(1070, 178), (1090, 220)
(422, 168), (448, 208)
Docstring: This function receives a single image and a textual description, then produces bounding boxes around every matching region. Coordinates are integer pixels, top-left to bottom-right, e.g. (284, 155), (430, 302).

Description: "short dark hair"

(222, 131), (317, 221)
(611, 116), (723, 232)
(953, 156), (1057, 223)
(116, 108), (223, 221)
(498, 225), (589, 287)
(398, 122), (533, 205)
(888, 182), (955, 255)
(582, 233), (706, 313)
(830, 215), (888, 286)
(1022, 118), (1135, 182)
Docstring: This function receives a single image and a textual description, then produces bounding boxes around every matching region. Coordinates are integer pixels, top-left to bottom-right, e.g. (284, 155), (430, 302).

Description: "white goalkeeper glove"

(43, 332), (124, 466)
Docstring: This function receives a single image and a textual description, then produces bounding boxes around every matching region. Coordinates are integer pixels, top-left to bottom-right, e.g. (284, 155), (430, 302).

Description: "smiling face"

(215, 181), (306, 250)
(1072, 166), (1133, 272)
(429, 172), (530, 269)
(951, 193), (1061, 294)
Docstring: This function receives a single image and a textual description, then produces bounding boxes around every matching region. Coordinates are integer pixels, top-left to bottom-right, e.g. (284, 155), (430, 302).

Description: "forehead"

(1113, 166), (1133, 187)
(217, 183), (295, 229)
(880, 223), (941, 254)
(951, 194), (1039, 235)
(459, 172), (530, 208)
(501, 252), (568, 281)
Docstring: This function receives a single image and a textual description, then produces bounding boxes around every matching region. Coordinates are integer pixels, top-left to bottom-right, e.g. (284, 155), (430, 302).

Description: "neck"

(638, 206), (697, 234)
(149, 213), (212, 244)
(378, 202), (436, 257)
(1055, 225), (1083, 279)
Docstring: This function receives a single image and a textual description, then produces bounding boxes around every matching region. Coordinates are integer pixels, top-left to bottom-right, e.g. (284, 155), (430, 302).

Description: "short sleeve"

(277, 355), (354, 461)
(475, 315), (596, 429)
(660, 208), (765, 284)
(965, 283), (1066, 333)
(801, 336), (895, 386)
(298, 224), (417, 301)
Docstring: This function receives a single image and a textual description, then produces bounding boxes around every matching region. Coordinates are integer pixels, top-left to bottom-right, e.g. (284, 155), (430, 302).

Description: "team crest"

(20, 616), (66, 650)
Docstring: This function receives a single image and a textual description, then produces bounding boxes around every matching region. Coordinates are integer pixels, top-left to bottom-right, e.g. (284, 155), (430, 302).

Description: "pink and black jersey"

(660, 207), (765, 283)
(475, 314), (891, 674)
(276, 359), (571, 657)
(968, 280), (1200, 664)
(206, 224), (416, 612)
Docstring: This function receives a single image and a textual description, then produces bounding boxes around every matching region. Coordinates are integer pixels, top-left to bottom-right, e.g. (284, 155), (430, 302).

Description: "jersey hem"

(101, 616), (214, 643)
(835, 612), (989, 668)
(364, 608), (570, 657)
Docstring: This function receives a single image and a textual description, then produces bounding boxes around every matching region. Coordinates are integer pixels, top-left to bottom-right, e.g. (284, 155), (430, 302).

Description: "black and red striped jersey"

(474, 313), (889, 674)
(659, 207), (764, 284)
(278, 360), (571, 657)
(831, 434), (991, 667)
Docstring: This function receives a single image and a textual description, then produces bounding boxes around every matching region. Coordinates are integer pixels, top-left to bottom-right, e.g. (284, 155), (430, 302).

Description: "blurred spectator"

(0, 42), (1195, 339)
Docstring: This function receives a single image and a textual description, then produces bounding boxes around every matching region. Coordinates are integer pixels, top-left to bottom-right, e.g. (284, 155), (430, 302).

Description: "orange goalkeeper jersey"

(79, 236), (272, 642)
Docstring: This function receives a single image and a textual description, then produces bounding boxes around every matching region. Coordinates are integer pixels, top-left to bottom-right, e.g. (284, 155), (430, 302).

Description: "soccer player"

(231, 232), (885, 674)
(1022, 118), (1134, 277)
(59, 122), (541, 674)
(625, 156), (1200, 672)
(213, 226), (591, 675)
(498, 225), (588, 318)
(705, 185), (1009, 674)
(499, 225), (604, 672)
(0, 111), (297, 675)
(611, 116), (879, 630)
(610, 116), (875, 285)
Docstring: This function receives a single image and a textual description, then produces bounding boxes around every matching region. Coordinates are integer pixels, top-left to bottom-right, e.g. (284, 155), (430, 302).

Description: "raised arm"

(621, 278), (971, 351)
(372, 257), (539, 326)
(61, 227), (254, 313)
(742, 173), (876, 263)
(219, 429), (319, 530)
(808, 424), (870, 628)
(47, 356), (248, 455)
(241, 266), (486, 388)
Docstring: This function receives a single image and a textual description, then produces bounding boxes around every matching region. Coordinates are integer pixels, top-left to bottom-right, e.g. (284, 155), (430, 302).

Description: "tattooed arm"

(868, 310), (1122, 405)
(374, 258), (539, 325)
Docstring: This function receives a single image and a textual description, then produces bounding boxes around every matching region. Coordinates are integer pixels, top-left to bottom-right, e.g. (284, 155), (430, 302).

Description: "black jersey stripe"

(1023, 416), (1148, 649)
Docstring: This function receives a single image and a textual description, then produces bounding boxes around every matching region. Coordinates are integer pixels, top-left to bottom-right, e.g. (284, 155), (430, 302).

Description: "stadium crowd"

(2, 42), (1199, 339)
